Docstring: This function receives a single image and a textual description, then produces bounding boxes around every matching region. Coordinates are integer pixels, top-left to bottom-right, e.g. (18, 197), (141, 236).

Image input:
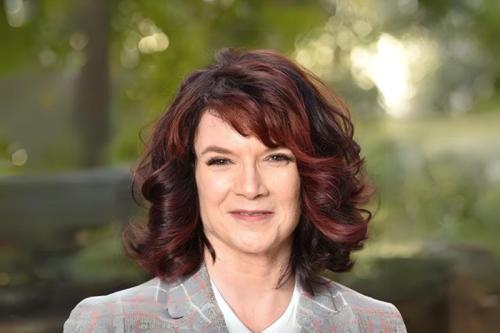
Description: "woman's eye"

(206, 154), (293, 166)
(206, 158), (231, 166)
(268, 154), (292, 163)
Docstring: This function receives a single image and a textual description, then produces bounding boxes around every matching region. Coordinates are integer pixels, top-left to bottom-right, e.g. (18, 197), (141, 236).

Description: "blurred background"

(1, 0), (499, 332)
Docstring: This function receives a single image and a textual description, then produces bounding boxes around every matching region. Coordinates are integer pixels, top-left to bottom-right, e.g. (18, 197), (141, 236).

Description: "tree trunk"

(73, 0), (110, 167)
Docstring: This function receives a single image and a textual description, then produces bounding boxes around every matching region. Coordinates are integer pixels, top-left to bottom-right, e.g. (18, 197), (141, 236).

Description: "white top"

(209, 276), (301, 333)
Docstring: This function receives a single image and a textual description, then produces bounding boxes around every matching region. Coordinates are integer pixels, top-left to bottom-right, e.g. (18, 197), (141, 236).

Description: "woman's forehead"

(194, 113), (260, 151)
(194, 112), (288, 155)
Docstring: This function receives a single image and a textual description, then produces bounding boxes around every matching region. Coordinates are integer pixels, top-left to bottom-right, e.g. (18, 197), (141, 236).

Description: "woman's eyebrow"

(200, 145), (234, 156)
(200, 145), (287, 156)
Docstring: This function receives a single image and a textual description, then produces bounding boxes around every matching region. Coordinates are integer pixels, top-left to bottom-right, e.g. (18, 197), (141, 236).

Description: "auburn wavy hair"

(124, 48), (375, 295)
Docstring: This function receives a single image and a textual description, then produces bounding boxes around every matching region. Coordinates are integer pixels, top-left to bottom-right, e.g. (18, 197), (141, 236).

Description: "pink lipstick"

(229, 210), (274, 222)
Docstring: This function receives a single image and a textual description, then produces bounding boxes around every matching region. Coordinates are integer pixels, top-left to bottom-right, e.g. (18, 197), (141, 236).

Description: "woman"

(64, 48), (407, 332)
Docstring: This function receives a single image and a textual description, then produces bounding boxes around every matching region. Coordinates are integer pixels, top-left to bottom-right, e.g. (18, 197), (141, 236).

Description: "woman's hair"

(124, 48), (375, 294)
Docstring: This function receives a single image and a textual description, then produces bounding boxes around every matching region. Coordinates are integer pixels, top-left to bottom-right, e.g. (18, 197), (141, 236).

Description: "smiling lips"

(229, 210), (274, 222)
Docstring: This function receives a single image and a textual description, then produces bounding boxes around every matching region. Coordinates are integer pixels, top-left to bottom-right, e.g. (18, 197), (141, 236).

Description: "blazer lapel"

(296, 281), (359, 333)
(164, 264), (358, 333)
(165, 263), (228, 332)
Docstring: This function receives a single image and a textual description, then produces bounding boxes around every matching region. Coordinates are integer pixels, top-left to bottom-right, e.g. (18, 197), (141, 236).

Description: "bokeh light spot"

(138, 32), (170, 54)
(69, 33), (89, 50)
(11, 148), (28, 166)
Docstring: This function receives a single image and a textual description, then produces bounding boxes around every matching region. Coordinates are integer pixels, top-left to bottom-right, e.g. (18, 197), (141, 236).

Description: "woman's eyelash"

(206, 158), (230, 166)
(267, 154), (292, 162)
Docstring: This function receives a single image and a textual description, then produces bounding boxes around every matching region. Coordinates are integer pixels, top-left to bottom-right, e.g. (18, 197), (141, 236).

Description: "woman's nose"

(234, 163), (269, 199)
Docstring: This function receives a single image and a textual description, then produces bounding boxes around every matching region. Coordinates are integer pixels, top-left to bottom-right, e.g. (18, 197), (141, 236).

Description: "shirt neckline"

(209, 275), (299, 333)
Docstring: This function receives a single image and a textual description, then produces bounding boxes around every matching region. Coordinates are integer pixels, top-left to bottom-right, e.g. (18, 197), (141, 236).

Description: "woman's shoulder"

(326, 279), (399, 312)
(63, 277), (168, 332)
(320, 278), (407, 332)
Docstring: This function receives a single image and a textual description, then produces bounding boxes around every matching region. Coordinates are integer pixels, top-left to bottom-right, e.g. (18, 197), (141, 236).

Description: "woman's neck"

(203, 238), (294, 292)
(203, 241), (296, 332)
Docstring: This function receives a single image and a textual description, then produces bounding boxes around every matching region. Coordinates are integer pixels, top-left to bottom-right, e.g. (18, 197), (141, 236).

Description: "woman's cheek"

(208, 171), (233, 197)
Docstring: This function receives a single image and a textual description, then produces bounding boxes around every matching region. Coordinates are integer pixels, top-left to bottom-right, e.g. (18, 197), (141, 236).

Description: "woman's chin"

(232, 237), (280, 256)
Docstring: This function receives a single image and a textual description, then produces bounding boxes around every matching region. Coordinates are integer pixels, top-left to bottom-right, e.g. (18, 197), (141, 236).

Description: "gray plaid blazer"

(64, 263), (407, 332)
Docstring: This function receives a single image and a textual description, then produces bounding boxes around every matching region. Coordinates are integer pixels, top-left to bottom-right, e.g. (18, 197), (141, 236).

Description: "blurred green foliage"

(0, 0), (498, 255)
(0, 3), (499, 327)
(357, 113), (500, 253)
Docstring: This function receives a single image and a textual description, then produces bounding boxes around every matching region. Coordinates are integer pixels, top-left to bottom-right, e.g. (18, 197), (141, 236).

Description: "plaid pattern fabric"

(64, 263), (407, 332)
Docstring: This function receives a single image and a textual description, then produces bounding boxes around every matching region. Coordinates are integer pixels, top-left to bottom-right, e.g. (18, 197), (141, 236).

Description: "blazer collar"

(164, 263), (357, 332)
(296, 278), (358, 332)
(165, 263), (227, 331)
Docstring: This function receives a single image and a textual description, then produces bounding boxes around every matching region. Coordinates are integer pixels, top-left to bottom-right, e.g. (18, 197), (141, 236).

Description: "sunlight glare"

(351, 33), (417, 118)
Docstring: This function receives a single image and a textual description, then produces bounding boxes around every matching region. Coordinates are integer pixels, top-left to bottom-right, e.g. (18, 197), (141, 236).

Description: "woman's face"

(194, 111), (301, 257)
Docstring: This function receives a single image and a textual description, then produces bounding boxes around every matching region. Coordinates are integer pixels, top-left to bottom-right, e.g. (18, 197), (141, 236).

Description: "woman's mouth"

(229, 210), (274, 222)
